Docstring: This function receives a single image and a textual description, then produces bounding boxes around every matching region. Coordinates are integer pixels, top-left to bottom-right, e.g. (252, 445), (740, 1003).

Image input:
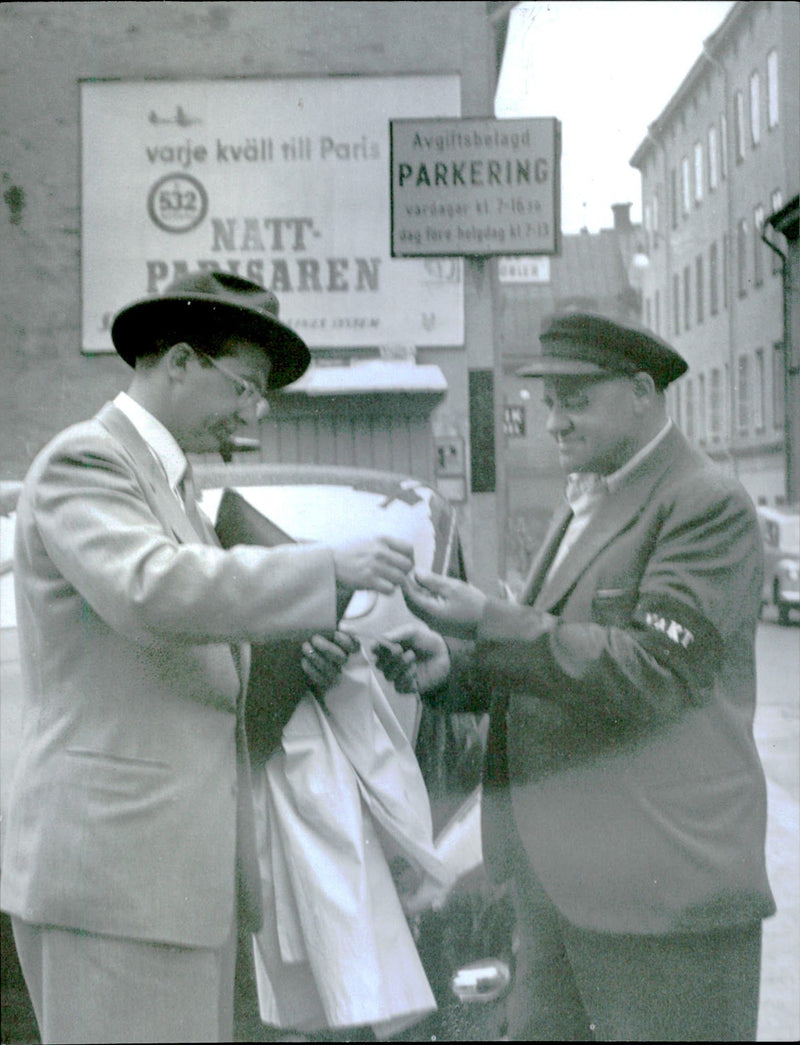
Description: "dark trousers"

(508, 861), (763, 1042)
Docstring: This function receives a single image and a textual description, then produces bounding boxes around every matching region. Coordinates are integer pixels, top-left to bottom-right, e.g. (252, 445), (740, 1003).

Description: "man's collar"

(605, 418), (673, 494)
(113, 392), (187, 491)
(564, 419), (673, 508)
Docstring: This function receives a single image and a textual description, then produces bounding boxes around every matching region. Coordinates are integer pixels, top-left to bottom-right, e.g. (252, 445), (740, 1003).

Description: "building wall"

(633, 0), (800, 507)
(0, 0), (508, 587)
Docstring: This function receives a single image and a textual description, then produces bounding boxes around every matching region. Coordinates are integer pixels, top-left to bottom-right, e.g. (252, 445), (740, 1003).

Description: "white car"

(757, 505), (800, 626)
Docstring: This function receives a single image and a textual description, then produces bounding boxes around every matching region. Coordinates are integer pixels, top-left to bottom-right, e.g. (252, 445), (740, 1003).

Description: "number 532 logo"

(147, 172), (208, 234)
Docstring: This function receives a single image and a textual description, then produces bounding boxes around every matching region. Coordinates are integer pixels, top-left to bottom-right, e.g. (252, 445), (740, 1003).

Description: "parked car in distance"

(757, 504), (800, 626)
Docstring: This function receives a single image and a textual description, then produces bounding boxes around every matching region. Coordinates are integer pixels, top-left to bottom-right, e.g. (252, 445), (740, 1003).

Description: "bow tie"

(564, 472), (607, 510)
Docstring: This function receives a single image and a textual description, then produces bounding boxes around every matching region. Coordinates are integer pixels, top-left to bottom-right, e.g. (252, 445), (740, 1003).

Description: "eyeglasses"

(195, 351), (269, 419)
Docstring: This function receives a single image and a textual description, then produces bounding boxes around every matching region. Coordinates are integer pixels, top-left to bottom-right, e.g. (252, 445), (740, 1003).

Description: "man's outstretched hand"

(332, 536), (414, 595)
(401, 570), (486, 640)
(372, 621), (451, 696)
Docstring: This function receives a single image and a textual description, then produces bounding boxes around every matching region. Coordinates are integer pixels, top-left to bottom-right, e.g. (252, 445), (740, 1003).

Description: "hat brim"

(516, 358), (614, 378)
(111, 296), (310, 390)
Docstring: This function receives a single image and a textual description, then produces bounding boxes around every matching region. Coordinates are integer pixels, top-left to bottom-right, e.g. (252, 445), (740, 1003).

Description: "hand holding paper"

(333, 536), (414, 594)
(401, 570), (487, 640)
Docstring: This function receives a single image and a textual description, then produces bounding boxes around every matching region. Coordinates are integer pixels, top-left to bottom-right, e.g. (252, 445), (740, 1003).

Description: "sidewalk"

(758, 773), (800, 1041)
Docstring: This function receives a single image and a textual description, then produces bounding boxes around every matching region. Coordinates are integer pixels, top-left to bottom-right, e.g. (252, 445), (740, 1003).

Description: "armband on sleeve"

(631, 593), (723, 687)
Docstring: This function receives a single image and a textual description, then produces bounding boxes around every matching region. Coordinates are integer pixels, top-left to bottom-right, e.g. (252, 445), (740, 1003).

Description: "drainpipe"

(761, 218), (792, 501)
(703, 40), (738, 475)
(645, 125), (671, 340)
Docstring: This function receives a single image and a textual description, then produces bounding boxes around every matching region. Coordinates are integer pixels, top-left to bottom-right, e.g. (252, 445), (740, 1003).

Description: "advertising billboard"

(81, 76), (463, 354)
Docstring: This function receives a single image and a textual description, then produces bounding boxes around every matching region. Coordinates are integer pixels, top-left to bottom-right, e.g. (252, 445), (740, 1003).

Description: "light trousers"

(12, 916), (237, 1044)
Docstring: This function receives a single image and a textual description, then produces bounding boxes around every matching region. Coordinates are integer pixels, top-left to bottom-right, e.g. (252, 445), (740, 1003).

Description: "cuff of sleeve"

(477, 597), (558, 641)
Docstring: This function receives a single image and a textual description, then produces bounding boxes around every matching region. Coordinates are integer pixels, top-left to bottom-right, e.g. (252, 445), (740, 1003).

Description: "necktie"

(179, 462), (211, 539)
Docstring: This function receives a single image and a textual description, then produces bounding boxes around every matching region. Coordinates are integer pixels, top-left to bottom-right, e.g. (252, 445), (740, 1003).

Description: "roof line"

(630, 0), (749, 168)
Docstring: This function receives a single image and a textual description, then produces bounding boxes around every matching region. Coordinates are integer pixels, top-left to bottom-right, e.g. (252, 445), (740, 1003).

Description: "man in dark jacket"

(377, 311), (775, 1041)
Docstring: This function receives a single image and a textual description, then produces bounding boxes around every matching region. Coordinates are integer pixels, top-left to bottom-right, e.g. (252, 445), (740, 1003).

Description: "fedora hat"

(517, 310), (687, 389)
(111, 271), (311, 390)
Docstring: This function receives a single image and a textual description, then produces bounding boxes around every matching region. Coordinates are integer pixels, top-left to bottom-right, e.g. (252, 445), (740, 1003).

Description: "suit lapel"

(519, 505), (572, 605)
(534, 489), (646, 611)
(96, 403), (201, 545)
(97, 402), (251, 692)
(526, 426), (686, 612)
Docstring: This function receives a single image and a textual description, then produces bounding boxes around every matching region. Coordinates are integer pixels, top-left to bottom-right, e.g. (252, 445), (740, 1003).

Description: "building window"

(670, 168), (678, 229)
(722, 232), (729, 308)
(698, 373), (707, 442)
(710, 368), (722, 441)
(673, 381), (682, 429)
(655, 289), (661, 334)
(644, 202), (652, 252)
(685, 378), (694, 440)
(683, 265), (691, 330)
(737, 354), (751, 433)
(708, 125), (718, 190)
(696, 254), (704, 324)
(709, 241), (719, 315)
(737, 219), (748, 297)
(693, 141), (703, 204)
(754, 348), (765, 430)
(734, 90), (745, 162)
(724, 362), (731, 441)
(720, 113), (728, 178)
(773, 342), (785, 429)
(645, 297), (652, 329)
(652, 191), (660, 242)
(767, 49), (779, 128)
(673, 274), (680, 336)
(749, 71), (761, 146)
(681, 156), (691, 215)
(753, 204), (765, 287)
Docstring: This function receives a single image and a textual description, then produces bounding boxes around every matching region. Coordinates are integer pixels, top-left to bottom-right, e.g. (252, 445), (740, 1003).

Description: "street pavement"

(752, 613), (800, 1042)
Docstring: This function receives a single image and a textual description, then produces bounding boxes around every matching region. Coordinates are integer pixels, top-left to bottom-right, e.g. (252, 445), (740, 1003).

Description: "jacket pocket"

(65, 748), (171, 771)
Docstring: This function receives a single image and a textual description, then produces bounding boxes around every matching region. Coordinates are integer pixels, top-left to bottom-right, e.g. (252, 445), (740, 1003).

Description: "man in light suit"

(376, 312), (775, 1041)
(1, 271), (414, 1044)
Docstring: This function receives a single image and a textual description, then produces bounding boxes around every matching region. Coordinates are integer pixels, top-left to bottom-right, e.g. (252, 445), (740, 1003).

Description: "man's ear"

(630, 372), (658, 417)
(632, 371), (656, 399)
(165, 342), (194, 379)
